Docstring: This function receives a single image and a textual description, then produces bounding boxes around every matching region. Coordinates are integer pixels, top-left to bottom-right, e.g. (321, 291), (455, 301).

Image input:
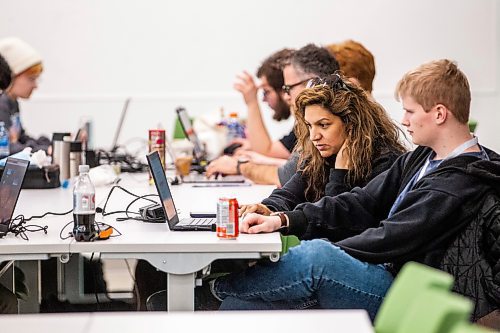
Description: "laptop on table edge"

(0, 158), (30, 237)
(146, 151), (216, 231)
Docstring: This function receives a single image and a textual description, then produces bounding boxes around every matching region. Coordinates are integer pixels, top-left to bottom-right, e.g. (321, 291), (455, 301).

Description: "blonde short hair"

(395, 59), (470, 124)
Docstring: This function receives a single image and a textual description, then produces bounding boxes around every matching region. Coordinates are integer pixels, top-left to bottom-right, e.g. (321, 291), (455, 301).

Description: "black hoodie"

(284, 145), (500, 271)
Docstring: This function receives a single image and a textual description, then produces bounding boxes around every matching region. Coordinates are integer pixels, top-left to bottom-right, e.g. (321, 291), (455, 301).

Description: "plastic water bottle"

(72, 165), (97, 241)
(226, 112), (245, 144)
(0, 121), (10, 159)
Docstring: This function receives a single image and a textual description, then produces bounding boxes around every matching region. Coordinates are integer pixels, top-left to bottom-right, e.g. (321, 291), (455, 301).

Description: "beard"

(272, 98), (291, 121)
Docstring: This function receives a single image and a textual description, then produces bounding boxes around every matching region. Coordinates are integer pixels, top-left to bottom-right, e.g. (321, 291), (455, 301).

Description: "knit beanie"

(0, 37), (42, 75)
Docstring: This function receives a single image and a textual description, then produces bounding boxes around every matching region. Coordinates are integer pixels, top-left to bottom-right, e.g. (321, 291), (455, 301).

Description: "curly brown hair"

(294, 74), (406, 201)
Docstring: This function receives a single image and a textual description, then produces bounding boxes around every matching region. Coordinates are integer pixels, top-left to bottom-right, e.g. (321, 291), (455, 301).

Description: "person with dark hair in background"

(211, 59), (500, 321)
(0, 53), (19, 314)
(206, 44), (340, 186)
(239, 74), (406, 243)
(0, 37), (50, 154)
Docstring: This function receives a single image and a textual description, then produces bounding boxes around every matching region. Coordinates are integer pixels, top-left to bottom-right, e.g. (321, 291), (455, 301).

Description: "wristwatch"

(236, 158), (249, 175)
(271, 212), (289, 231)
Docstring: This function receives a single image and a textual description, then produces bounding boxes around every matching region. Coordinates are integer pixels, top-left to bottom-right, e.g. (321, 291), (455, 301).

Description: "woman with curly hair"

(240, 73), (407, 241)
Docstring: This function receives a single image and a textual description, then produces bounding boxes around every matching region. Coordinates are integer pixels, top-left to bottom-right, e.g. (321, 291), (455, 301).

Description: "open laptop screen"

(147, 151), (179, 224)
(175, 107), (205, 162)
(0, 158), (29, 225)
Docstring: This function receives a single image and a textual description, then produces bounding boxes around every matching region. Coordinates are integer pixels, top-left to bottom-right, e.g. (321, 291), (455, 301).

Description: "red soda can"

(149, 129), (166, 181)
(216, 198), (239, 239)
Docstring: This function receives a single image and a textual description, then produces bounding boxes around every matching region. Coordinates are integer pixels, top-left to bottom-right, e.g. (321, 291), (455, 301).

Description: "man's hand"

(239, 203), (272, 218)
(234, 71), (258, 106)
(241, 213), (281, 234)
(205, 155), (238, 177)
(229, 137), (252, 153)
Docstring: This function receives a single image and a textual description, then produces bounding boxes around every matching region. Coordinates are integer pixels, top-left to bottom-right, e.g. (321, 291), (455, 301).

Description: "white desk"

(0, 310), (374, 333)
(1, 173), (282, 312)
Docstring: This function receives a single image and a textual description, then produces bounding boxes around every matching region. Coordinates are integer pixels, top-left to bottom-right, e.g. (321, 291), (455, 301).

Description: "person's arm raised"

(234, 71), (277, 157)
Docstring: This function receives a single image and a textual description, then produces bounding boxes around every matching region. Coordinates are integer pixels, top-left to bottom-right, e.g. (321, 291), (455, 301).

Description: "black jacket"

(439, 182), (500, 321)
(263, 148), (401, 240)
(284, 146), (500, 272)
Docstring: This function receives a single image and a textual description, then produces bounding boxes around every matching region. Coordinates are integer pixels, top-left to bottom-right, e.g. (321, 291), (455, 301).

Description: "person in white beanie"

(0, 37), (50, 154)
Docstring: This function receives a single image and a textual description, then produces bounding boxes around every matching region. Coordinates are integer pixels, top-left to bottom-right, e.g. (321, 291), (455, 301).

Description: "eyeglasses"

(306, 73), (350, 91)
(282, 78), (313, 95)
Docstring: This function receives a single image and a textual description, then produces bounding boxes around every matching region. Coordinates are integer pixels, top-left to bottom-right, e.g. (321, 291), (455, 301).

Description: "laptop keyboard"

(178, 218), (216, 226)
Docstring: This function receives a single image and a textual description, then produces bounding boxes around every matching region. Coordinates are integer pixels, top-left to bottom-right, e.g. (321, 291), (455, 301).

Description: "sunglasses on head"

(306, 73), (350, 92)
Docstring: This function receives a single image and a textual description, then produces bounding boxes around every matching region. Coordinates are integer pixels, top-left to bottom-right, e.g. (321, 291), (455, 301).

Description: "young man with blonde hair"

(211, 59), (500, 320)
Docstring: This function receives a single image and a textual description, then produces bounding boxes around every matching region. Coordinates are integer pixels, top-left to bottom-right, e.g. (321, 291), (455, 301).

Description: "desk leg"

(167, 273), (195, 311)
(16, 260), (40, 313)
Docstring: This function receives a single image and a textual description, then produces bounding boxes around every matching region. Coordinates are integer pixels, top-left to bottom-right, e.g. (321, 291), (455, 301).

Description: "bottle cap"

(79, 165), (90, 173)
(229, 112), (238, 118)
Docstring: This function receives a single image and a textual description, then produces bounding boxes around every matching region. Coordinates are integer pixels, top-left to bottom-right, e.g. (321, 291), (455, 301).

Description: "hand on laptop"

(239, 203), (272, 218)
(205, 155), (238, 177)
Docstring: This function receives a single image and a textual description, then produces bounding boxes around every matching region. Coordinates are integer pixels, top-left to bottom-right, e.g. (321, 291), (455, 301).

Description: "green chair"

(280, 234), (300, 254)
(374, 262), (496, 333)
(375, 262), (454, 333)
(396, 289), (473, 333)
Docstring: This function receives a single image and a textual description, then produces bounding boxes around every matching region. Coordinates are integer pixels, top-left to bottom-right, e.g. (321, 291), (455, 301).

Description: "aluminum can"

(149, 129), (166, 181)
(216, 197), (239, 239)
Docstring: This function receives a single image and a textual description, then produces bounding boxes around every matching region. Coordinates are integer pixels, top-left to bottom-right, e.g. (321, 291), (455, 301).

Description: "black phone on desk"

(189, 212), (217, 218)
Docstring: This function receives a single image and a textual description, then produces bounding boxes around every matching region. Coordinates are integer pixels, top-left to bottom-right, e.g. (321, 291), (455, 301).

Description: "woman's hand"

(335, 140), (350, 169)
(239, 203), (272, 218)
(241, 213), (281, 234)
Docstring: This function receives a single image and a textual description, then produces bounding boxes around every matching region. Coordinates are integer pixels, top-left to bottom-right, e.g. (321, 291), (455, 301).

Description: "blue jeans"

(213, 239), (394, 320)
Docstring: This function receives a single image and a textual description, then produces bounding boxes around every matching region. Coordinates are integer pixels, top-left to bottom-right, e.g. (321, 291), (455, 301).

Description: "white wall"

(1, 0), (499, 151)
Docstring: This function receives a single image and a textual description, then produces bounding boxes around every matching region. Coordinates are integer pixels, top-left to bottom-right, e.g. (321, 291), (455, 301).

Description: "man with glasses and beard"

(232, 48), (296, 160)
(206, 44), (339, 186)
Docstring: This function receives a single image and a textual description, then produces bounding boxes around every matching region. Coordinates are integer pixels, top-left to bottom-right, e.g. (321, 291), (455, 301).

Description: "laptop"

(0, 158), (30, 237)
(176, 106), (206, 163)
(147, 151), (216, 231)
(111, 97), (131, 152)
(175, 107), (246, 184)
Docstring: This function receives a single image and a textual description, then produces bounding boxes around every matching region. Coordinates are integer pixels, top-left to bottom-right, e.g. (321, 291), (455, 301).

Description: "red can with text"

(216, 197), (239, 239)
(149, 129), (166, 181)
